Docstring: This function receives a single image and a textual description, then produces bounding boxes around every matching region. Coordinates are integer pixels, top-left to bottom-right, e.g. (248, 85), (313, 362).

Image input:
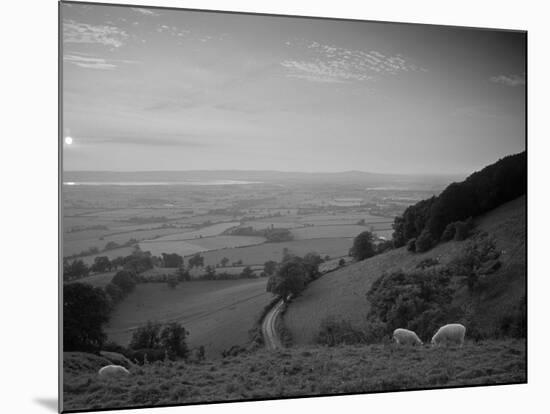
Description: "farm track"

(261, 299), (284, 349)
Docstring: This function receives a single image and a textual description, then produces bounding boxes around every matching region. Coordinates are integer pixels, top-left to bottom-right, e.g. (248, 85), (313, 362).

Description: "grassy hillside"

(105, 279), (271, 358)
(63, 339), (525, 411)
(285, 196), (526, 345)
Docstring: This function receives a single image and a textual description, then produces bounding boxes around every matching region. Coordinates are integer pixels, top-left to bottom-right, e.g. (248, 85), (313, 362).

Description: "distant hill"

(285, 195), (526, 345)
(63, 169), (460, 189)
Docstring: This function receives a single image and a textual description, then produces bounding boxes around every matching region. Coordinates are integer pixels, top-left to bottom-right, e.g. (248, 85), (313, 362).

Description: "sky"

(61, 2), (526, 175)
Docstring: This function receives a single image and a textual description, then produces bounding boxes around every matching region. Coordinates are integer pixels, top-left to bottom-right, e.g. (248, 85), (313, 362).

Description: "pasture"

(196, 237), (354, 267)
(291, 224), (366, 240)
(105, 279), (272, 357)
(63, 339), (526, 411)
(139, 235), (266, 257)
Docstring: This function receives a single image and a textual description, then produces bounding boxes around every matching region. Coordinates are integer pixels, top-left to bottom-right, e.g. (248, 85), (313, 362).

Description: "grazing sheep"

(431, 323), (466, 346)
(98, 364), (130, 378)
(393, 328), (423, 346)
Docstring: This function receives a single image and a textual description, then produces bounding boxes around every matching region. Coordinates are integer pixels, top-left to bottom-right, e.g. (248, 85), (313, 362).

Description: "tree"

(162, 253), (184, 268)
(63, 259), (89, 281)
(220, 257), (229, 267)
(349, 231), (376, 261)
(63, 283), (110, 352)
(91, 256), (111, 273)
(263, 260), (277, 276)
(241, 266), (254, 278)
(177, 266), (191, 282)
(188, 254), (204, 268)
(204, 265), (216, 280)
(112, 270), (136, 293)
(105, 282), (124, 304)
(415, 230), (435, 253)
(267, 257), (307, 301)
(129, 321), (162, 350)
(160, 322), (189, 359)
(167, 274), (179, 289)
(303, 252), (323, 281)
(338, 258), (346, 266)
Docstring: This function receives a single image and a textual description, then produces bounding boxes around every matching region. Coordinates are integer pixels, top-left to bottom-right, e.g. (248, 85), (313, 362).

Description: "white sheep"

(393, 328), (423, 346)
(98, 364), (130, 378)
(431, 323), (466, 346)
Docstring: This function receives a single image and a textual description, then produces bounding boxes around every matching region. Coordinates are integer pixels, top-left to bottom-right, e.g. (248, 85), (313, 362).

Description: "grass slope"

(105, 279), (272, 357)
(63, 339), (525, 411)
(285, 196), (526, 345)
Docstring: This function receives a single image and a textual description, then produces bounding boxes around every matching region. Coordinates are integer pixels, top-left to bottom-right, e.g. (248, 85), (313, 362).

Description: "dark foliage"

(129, 321), (162, 350)
(188, 254), (204, 268)
(160, 322), (190, 359)
(392, 151), (526, 249)
(161, 253), (184, 268)
(63, 283), (110, 352)
(415, 230), (436, 253)
(63, 259), (90, 281)
(318, 317), (367, 346)
(90, 256), (112, 273)
(349, 231), (376, 261)
(112, 270), (137, 294)
(365, 269), (458, 341)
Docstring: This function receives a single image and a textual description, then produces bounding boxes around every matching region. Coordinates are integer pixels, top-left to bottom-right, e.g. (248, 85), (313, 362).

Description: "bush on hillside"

(129, 321), (162, 350)
(407, 238), (416, 252)
(112, 270), (137, 293)
(365, 269), (456, 340)
(349, 231), (376, 261)
(415, 230), (436, 253)
(318, 317), (367, 346)
(64, 283), (110, 352)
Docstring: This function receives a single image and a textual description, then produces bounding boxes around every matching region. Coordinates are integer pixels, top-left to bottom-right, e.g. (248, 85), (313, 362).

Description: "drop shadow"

(33, 397), (58, 412)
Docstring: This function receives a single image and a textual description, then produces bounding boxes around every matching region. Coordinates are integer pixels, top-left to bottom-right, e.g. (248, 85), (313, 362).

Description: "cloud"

(63, 53), (137, 70)
(490, 74), (526, 87)
(63, 20), (128, 48)
(131, 7), (160, 16)
(281, 39), (426, 83)
(80, 134), (207, 147)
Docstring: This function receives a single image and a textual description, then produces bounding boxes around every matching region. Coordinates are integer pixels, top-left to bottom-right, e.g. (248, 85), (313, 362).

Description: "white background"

(0, 0), (547, 413)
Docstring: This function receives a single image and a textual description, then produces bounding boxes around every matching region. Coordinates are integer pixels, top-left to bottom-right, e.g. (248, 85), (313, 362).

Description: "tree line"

(392, 151), (526, 252)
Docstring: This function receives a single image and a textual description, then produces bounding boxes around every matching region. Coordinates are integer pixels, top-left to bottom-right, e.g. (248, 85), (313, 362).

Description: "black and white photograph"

(60, 1), (526, 412)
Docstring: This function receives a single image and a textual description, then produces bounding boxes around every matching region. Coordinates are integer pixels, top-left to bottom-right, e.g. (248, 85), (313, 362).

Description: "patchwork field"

(196, 237), (353, 267)
(105, 279), (272, 357)
(139, 235), (266, 257)
(146, 222), (240, 241)
(291, 224), (367, 240)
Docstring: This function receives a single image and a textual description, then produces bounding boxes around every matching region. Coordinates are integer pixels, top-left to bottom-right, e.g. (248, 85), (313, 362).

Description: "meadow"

(63, 339), (526, 411)
(139, 235), (266, 257)
(196, 237), (354, 267)
(105, 278), (272, 357)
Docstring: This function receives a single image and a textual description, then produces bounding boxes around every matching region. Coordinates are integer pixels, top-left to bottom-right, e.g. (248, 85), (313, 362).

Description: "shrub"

(349, 231), (376, 261)
(63, 283), (110, 352)
(365, 269), (455, 340)
(129, 321), (162, 350)
(160, 322), (189, 359)
(415, 230), (435, 253)
(318, 317), (366, 346)
(407, 238), (416, 252)
(441, 222), (456, 241)
(112, 270), (137, 293)
(454, 217), (474, 241)
(105, 282), (124, 304)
